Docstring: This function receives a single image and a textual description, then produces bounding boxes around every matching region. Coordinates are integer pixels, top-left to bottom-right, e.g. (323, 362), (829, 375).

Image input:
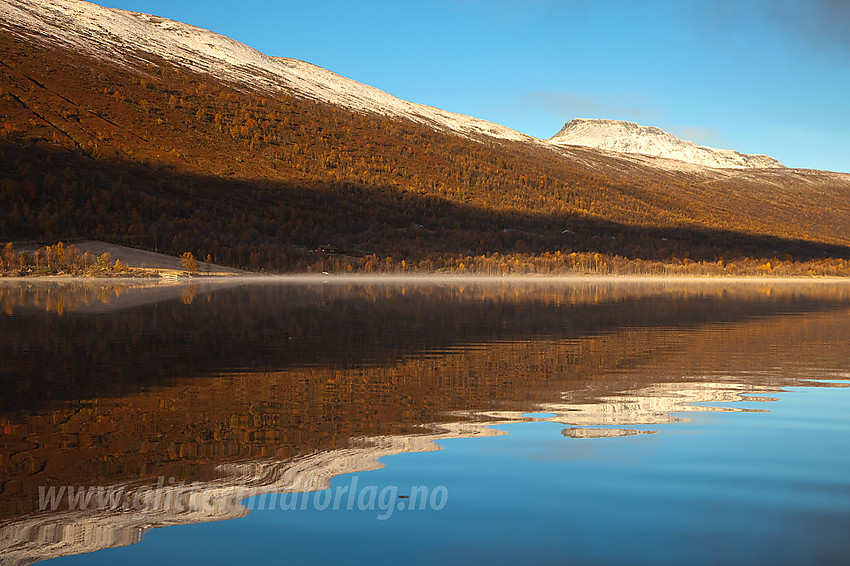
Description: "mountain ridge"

(2, 0), (850, 276)
(0, 0), (789, 171)
(0, 0), (538, 145)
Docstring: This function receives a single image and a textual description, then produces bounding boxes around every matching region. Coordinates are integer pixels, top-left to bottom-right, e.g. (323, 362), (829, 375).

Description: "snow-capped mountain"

(0, 0), (536, 144)
(0, 0), (784, 170)
(550, 119), (784, 169)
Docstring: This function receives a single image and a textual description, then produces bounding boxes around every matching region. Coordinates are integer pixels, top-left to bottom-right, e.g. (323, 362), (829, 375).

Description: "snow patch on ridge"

(550, 119), (784, 169)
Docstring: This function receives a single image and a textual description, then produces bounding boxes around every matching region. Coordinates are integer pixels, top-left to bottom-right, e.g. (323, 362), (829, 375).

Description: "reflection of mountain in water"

(3, 369), (847, 565)
(0, 421), (504, 566)
(2, 278), (849, 412)
(1, 279), (849, 564)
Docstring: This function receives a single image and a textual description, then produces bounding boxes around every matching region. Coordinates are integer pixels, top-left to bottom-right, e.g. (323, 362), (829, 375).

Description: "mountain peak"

(550, 118), (784, 169)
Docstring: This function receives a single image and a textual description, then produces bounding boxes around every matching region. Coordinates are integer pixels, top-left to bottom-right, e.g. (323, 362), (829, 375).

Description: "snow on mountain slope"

(550, 119), (784, 169)
(0, 0), (535, 143)
(0, 0), (788, 170)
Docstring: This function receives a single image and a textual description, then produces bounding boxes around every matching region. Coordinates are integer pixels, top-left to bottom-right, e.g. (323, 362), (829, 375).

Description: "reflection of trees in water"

(1, 281), (849, 519)
(180, 284), (199, 305)
(2, 281), (849, 413)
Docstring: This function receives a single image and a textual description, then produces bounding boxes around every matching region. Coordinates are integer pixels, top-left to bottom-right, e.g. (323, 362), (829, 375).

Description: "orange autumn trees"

(1, 30), (850, 275)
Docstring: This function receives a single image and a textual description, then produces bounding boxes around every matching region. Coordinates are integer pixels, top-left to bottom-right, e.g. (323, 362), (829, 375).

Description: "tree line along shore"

(3, 241), (850, 278)
(0, 241), (200, 277)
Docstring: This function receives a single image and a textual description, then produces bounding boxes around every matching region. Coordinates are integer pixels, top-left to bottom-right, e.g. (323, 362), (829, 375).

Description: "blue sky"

(99, 0), (850, 172)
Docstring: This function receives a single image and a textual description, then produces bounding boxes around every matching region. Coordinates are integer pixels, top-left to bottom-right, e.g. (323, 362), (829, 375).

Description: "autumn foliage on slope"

(1, 30), (850, 274)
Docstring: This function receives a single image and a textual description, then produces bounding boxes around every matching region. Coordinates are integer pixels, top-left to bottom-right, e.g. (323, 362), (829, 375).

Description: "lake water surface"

(1, 277), (849, 565)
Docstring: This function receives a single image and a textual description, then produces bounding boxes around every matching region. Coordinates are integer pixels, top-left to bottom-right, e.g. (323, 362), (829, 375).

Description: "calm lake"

(1, 277), (849, 565)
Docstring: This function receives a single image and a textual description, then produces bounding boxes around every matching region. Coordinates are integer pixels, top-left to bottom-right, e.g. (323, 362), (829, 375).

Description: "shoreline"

(3, 273), (850, 284)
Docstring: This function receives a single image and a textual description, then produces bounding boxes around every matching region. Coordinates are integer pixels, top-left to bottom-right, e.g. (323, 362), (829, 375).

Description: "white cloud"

(517, 91), (658, 121)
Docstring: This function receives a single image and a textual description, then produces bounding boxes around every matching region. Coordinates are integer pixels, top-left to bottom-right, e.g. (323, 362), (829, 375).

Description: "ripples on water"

(0, 277), (848, 565)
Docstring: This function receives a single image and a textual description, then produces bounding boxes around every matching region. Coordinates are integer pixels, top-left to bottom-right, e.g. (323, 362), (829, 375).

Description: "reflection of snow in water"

(3, 372), (848, 565)
(562, 428), (657, 439)
(0, 372), (825, 565)
(0, 421), (503, 566)
(474, 377), (787, 428)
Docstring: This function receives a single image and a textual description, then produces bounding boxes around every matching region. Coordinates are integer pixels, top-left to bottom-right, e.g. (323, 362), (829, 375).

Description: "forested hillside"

(2, 29), (850, 275)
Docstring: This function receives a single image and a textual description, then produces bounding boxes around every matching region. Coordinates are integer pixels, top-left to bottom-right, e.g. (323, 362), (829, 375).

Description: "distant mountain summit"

(549, 119), (784, 169)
